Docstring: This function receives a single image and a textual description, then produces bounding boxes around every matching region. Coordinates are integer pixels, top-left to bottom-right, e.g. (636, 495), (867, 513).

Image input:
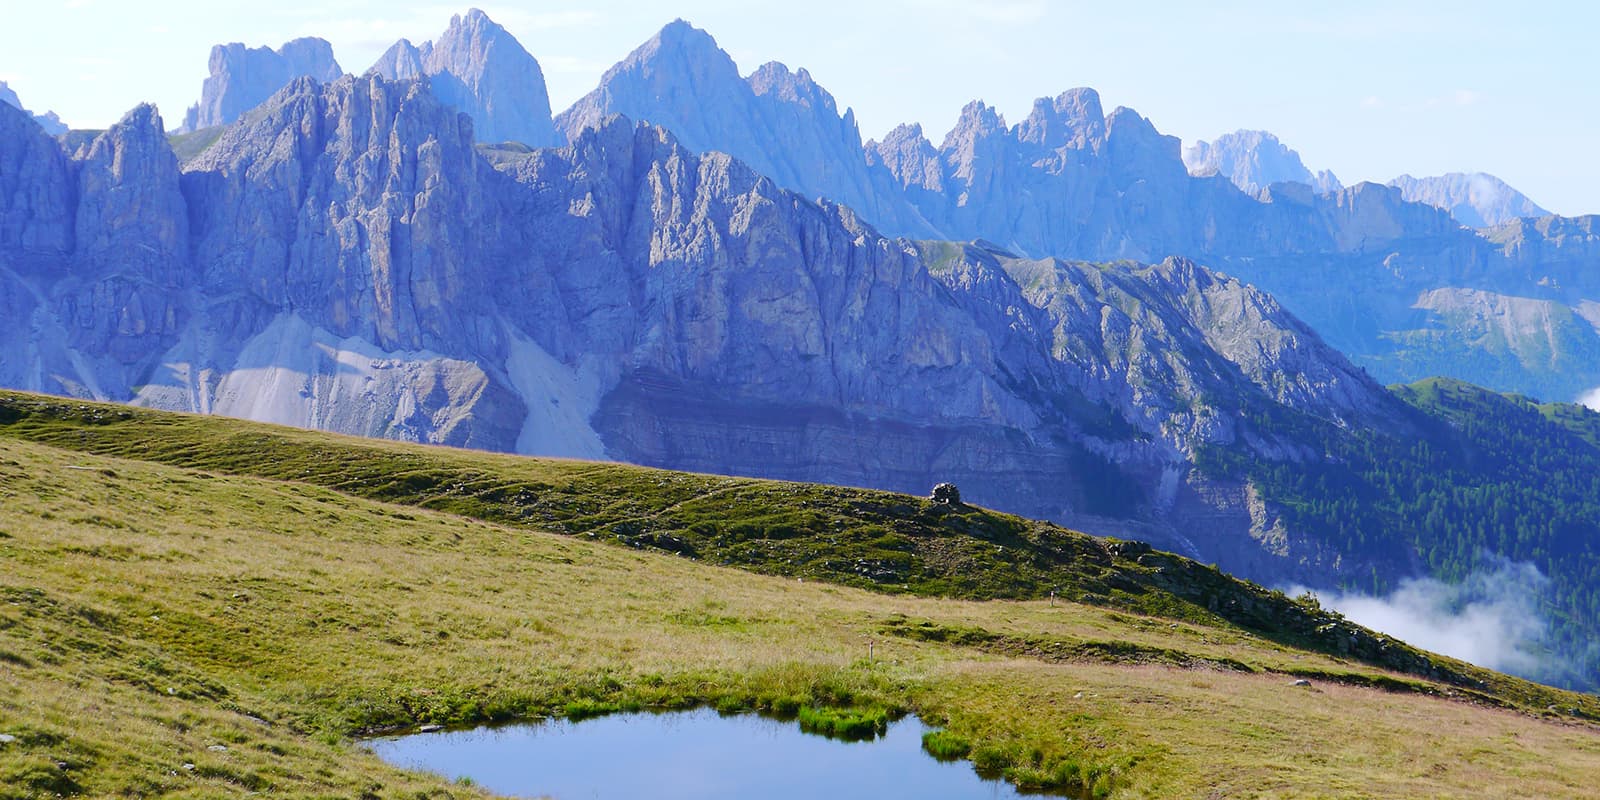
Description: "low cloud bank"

(1290, 558), (1551, 678)
(1580, 386), (1600, 411)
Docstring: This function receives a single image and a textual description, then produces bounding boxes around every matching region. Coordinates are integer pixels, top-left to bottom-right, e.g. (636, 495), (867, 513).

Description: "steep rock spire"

(370, 9), (560, 147)
(181, 37), (343, 131)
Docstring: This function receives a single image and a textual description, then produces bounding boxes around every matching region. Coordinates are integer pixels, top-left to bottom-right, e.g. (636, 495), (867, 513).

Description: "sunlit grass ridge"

(1, 390), (1598, 798)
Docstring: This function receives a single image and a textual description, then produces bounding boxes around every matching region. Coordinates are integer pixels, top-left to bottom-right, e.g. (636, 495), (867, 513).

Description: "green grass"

(0, 391), (1527, 688)
(921, 728), (972, 760)
(165, 126), (225, 164)
(795, 705), (891, 740)
(2, 391), (1599, 797)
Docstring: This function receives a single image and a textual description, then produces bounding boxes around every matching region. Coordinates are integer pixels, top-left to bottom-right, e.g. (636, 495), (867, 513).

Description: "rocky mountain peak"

(644, 18), (728, 64)
(1387, 172), (1550, 228)
(938, 101), (1012, 188)
(556, 19), (742, 144)
(1318, 181), (1462, 251)
(181, 36), (343, 131)
(1105, 107), (1172, 151)
(1016, 88), (1106, 151)
(368, 9), (559, 148)
(554, 20), (931, 236)
(433, 9), (519, 73)
(1140, 255), (1388, 419)
(747, 62), (829, 110)
(865, 123), (943, 192)
(1183, 129), (1343, 196)
(1103, 106), (1185, 180)
(943, 100), (1007, 146)
(273, 37), (341, 80)
(32, 111), (66, 136)
(369, 38), (429, 80)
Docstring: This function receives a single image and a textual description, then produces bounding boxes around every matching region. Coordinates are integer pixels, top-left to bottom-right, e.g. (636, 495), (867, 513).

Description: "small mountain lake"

(364, 708), (1028, 799)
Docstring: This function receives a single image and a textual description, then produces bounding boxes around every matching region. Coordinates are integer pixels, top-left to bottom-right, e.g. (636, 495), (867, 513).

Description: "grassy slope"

(1, 392), (1598, 798)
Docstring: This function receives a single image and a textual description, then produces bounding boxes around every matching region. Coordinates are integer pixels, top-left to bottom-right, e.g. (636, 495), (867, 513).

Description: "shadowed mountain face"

(367, 9), (561, 148)
(179, 37), (343, 131)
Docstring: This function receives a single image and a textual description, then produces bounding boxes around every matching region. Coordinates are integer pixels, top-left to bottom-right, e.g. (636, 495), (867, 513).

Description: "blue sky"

(4, 0), (1597, 215)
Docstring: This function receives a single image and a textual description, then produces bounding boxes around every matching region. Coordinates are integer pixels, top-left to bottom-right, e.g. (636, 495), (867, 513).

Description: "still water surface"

(366, 708), (1026, 799)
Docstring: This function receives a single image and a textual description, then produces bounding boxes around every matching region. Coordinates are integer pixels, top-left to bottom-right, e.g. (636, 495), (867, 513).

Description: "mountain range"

(535, 24), (1597, 405)
(1182, 130), (1552, 230)
(3, 10), (1600, 687)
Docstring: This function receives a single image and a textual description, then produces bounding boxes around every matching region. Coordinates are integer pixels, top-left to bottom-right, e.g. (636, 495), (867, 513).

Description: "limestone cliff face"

(0, 102), (191, 398)
(367, 9), (560, 148)
(74, 105), (188, 281)
(0, 101), (74, 261)
(183, 74), (495, 352)
(180, 37), (343, 131)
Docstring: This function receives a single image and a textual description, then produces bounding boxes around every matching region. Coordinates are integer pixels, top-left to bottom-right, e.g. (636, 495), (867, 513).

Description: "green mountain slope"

(2, 391), (1598, 797)
(1199, 378), (1600, 688)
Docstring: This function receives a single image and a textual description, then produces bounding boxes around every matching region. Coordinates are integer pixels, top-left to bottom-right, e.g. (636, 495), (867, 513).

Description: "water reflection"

(366, 708), (1026, 799)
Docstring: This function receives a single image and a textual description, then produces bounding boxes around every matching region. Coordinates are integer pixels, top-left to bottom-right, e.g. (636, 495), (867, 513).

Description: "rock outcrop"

(367, 9), (560, 147)
(180, 37), (342, 131)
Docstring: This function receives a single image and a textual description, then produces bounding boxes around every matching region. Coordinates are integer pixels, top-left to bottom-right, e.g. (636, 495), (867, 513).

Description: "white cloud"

(1289, 557), (1552, 678)
(1579, 387), (1600, 411)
